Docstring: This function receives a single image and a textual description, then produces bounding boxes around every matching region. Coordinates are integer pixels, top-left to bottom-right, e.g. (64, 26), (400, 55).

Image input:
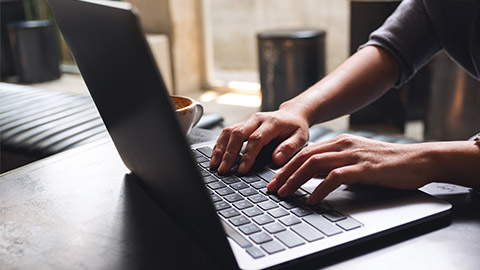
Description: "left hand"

(267, 134), (434, 204)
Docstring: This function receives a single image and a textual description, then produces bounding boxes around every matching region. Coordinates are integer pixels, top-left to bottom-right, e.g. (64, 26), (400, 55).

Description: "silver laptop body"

(47, 0), (452, 269)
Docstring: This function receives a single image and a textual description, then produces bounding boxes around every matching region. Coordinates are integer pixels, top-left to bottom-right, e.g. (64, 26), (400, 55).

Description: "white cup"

(171, 95), (204, 135)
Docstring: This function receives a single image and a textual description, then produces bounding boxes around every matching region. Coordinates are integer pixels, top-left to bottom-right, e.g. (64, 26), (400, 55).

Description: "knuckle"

(309, 154), (323, 164)
(222, 126), (235, 136)
(335, 134), (356, 147)
(252, 112), (265, 119)
(298, 147), (313, 158)
(269, 116), (280, 126)
(282, 141), (298, 152)
(231, 127), (245, 139)
(327, 168), (349, 184)
(248, 133), (263, 144)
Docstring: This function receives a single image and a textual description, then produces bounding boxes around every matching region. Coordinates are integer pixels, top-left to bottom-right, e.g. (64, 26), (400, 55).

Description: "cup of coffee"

(171, 95), (204, 135)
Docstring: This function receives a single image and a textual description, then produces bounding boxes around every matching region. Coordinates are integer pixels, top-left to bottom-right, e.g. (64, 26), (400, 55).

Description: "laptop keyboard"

(192, 146), (362, 259)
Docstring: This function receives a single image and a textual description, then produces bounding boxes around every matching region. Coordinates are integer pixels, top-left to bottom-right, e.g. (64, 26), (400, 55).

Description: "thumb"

(272, 131), (309, 166)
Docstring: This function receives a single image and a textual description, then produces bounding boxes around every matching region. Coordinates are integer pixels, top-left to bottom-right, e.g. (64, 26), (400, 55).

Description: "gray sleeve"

(360, 0), (442, 88)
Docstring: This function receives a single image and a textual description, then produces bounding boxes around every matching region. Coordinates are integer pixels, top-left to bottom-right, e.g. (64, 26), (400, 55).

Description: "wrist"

(427, 141), (480, 187)
(278, 98), (314, 126)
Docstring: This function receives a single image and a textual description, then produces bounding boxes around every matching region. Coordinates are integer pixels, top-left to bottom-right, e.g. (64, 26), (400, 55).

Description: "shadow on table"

(115, 173), (221, 269)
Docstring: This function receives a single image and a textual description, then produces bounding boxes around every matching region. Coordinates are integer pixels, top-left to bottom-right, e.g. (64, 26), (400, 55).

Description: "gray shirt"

(363, 0), (480, 87)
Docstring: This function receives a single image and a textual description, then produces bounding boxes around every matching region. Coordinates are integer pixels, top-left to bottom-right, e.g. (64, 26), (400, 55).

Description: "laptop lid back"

(47, 0), (237, 268)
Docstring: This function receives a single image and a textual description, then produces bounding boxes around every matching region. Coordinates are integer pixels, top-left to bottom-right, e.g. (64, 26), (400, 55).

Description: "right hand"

(209, 108), (310, 175)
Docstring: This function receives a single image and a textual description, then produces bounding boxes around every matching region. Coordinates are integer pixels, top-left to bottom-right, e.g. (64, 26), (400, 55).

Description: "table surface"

(1, 128), (479, 269)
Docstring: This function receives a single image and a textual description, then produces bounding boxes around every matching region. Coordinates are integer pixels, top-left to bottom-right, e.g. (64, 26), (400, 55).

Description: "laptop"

(47, 0), (452, 269)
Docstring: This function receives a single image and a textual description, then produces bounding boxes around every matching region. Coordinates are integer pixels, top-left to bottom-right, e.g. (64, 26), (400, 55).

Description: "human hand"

(210, 109), (310, 175)
(267, 134), (434, 204)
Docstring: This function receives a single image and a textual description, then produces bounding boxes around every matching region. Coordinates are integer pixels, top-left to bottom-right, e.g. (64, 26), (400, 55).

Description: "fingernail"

(209, 160), (217, 169)
(266, 179), (276, 191)
(217, 162), (227, 174)
(275, 151), (286, 164)
(238, 162), (247, 174)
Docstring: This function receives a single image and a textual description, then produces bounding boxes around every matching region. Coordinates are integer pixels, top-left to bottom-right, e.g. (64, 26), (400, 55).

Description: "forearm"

(428, 141), (480, 188)
(280, 45), (400, 126)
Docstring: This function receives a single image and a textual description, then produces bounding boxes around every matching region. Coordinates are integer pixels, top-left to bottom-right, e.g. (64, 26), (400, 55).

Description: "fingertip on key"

(266, 179), (276, 192)
(238, 162), (248, 175)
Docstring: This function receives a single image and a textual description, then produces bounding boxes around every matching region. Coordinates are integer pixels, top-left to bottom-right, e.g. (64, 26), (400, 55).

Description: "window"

(201, 0), (349, 93)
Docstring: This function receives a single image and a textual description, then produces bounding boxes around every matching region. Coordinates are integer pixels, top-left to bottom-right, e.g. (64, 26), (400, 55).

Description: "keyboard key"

(225, 193), (243, 203)
(248, 194), (268, 203)
(311, 203), (331, 214)
(251, 181), (267, 189)
(253, 214), (274, 225)
(303, 215), (342, 236)
(203, 175), (217, 184)
(210, 194), (222, 202)
(221, 176), (240, 185)
(295, 195), (309, 205)
(208, 181), (226, 190)
(233, 200), (253, 210)
(291, 223), (324, 242)
(263, 222), (286, 234)
(261, 240), (285, 254)
(243, 207), (263, 217)
(280, 200), (299, 210)
(292, 189), (308, 197)
(250, 232), (273, 244)
(230, 182), (249, 190)
(256, 169), (276, 183)
(199, 169), (211, 177)
(259, 188), (269, 195)
(230, 215), (250, 226)
(191, 149), (203, 158)
(195, 155), (209, 163)
(199, 161), (211, 168)
(239, 223), (261, 235)
(216, 187), (235, 196)
(219, 208), (240, 218)
(274, 230), (305, 248)
(239, 188), (258, 197)
(336, 217), (362, 231)
(323, 211), (347, 222)
(291, 207), (313, 217)
(214, 201), (230, 211)
(258, 201), (278, 211)
(279, 215), (301, 226)
(268, 208), (289, 218)
(197, 146), (213, 157)
(215, 172), (235, 179)
(246, 246), (265, 259)
(268, 194), (282, 202)
(241, 175), (262, 183)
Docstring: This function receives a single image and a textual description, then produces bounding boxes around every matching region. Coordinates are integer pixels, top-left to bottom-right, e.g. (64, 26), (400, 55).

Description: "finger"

(276, 151), (349, 197)
(272, 129), (309, 166)
(270, 143), (336, 191)
(269, 150), (354, 194)
(210, 128), (233, 169)
(307, 165), (360, 204)
(217, 120), (261, 173)
(238, 122), (283, 174)
(217, 127), (248, 173)
(268, 147), (317, 192)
